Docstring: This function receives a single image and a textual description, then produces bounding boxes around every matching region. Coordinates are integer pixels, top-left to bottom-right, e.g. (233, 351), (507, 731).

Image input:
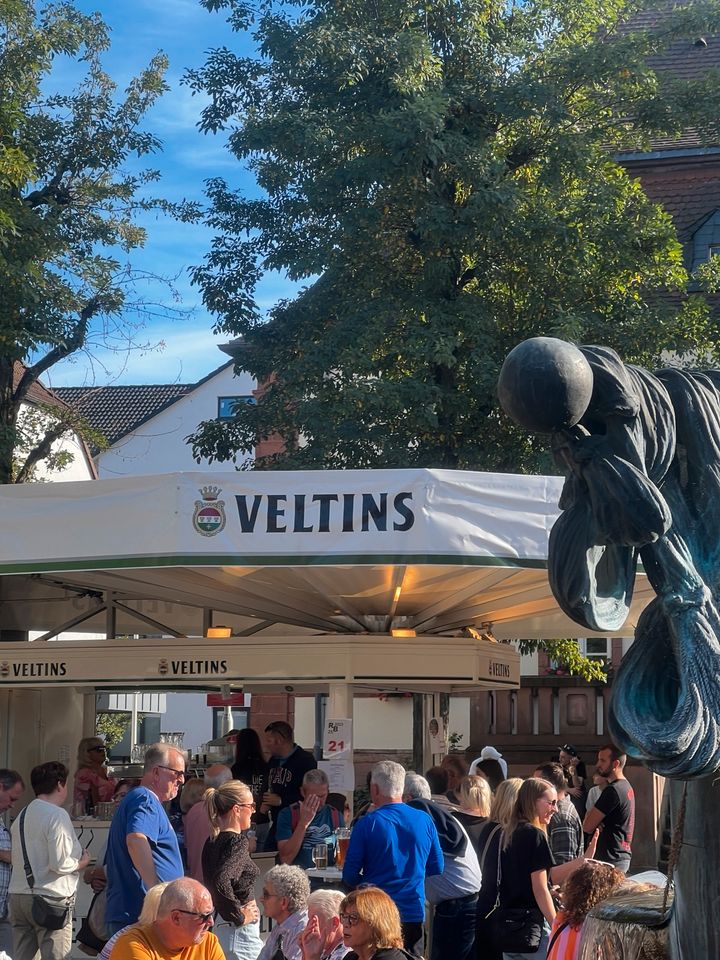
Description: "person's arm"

(48, 817), (90, 875)
(531, 869), (556, 925)
(277, 796), (321, 865)
(548, 830), (598, 885)
(583, 783), (616, 834)
(425, 823), (444, 878)
(126, 833), (158, 889)
(0, 850), (10, 864)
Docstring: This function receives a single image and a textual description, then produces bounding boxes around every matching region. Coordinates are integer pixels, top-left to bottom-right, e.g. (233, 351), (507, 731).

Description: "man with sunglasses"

(108, 877), (223, 960)
(106, 743), (185, 936)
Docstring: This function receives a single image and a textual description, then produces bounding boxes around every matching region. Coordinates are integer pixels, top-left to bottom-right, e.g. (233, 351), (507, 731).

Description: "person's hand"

(78, 849), (91, 871)
(241, 900), (260, 924)
(84, 865), (107, 891)
(262, 792), (281, 807)
(300, 914), (323, 960)
(567, 786), (583, 798)
(298, 794), (321, 828)
(585, 828), (600, 860)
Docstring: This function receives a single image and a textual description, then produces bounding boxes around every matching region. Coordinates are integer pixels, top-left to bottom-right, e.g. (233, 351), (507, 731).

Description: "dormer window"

(690, 209), (720, 271)
(217, 395), (256, 420)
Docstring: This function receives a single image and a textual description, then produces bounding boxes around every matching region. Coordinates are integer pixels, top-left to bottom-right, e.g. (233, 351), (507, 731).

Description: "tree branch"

(14, 419), (71, 484)
(15, 297), (102, 405)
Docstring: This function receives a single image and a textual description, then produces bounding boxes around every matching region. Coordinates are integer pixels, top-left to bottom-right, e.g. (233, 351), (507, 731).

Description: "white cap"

(469, 746), (508, 779)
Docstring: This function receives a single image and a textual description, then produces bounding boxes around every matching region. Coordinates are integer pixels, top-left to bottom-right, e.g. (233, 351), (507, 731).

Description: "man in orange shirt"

(109, 878), (223, 960)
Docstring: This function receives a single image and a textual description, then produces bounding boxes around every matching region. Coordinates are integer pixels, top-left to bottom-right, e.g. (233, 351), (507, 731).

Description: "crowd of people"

(0, 726), (647, 960)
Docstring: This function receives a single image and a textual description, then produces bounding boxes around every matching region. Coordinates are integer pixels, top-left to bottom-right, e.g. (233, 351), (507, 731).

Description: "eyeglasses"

(157, 765), (185, 780)
(238, 802), (256, 810)
(339, 913), (361, 927)
(175, 909), (214, 925)
(261, 889), (280, 899)
(89, 746), (106, 752)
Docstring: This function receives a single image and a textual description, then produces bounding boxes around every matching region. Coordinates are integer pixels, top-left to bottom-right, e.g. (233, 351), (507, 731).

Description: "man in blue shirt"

(105, 743), (185, 935)
(276, 769), (343, 869)
(342, 761), (443, 957)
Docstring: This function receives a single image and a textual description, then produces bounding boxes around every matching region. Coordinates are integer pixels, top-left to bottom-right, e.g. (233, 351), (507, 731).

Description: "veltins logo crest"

(0, 662), (9, 679)
(192, 486), (226, 537)
(159, 659), (169, 676)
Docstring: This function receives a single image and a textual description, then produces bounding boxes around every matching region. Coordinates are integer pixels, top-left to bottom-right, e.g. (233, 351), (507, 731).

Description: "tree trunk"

(669, 776), (720, 957)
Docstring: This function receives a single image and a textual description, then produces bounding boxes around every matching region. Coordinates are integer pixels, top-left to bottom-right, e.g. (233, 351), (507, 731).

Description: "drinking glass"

(335, 828), (351, 869)
(312, 843), (328, 870)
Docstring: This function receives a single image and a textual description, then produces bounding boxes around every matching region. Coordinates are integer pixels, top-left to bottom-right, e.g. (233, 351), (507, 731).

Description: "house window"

(580, 637), (610, 664)
(217, 396), (256, 420)
(549, 637), (609, 671)
(690, 209), (720, 271)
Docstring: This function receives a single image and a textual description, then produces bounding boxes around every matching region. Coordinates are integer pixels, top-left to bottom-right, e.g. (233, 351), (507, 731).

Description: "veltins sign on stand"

(320, 718), (354, 791)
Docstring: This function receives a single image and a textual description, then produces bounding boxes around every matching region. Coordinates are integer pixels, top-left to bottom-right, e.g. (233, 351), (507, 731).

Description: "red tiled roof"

(12, 361), (66, 407)
(634, 165), (720, 236)
(617, 4), (720, 153)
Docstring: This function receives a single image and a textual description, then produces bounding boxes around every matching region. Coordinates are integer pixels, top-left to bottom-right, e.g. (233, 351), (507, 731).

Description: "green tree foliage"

(0, 0), (198, 484)
(96, 711), (131, 750)
(187, 0), (720, 471)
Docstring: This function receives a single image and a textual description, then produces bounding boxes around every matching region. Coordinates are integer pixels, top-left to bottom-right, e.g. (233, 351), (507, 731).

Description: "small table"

(306, 867), (345, 889)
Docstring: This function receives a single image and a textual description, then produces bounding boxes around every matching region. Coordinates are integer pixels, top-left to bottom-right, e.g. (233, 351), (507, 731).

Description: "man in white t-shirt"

(9, 761), (90, 960)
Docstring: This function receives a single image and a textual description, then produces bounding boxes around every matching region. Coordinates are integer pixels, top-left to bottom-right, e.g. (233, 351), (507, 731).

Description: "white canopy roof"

(0, 468), (652, 640)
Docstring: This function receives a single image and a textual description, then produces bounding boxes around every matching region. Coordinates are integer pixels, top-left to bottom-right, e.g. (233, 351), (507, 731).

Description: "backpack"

(289, 802), (343, 832)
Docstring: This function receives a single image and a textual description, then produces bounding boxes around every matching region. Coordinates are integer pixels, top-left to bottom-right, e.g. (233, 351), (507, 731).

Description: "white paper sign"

(323, 718), (352, 756)
(319, 756), (355, 791)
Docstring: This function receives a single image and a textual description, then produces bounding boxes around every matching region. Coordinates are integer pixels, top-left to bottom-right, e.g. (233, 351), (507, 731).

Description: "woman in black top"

(340, 887), (411, 960)
(203, 779), (262, 960)
(475, 778), (523, 960)
(232, 728), (271, 850)
(498, 779), (557, 958)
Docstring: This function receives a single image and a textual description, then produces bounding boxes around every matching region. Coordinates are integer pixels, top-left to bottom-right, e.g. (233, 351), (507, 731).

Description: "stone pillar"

(670, 776), (720, 958)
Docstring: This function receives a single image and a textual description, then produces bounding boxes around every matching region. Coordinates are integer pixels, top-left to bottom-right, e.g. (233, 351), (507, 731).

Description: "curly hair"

(562, 861), (626, 928)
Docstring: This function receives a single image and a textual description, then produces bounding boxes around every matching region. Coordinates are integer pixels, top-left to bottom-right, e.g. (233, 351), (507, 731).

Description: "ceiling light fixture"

(206, 625), (232, 638)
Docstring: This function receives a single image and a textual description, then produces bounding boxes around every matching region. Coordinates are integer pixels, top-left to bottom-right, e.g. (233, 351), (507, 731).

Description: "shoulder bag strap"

(479, 823), (501, 875)
(18, 808), (35, 890)
(546, 920), (570, 959)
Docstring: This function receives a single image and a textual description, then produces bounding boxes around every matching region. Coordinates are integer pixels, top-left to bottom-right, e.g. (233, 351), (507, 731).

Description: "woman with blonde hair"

(453, 775), (492, 855)
(496, 779), (597, 960)
(202, 779), (262, 960)
(473, 778), (523, 960)
(339, 887), (410, 960)
(73, 737), (116, 810)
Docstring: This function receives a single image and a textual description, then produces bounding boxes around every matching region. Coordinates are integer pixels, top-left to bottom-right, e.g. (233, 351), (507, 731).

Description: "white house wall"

(294, 695), (471, 753)
(95, 366), (256, 477)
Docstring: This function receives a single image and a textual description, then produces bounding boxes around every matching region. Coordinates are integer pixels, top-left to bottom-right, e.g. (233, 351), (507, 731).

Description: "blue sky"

(49, 0), (295, 388)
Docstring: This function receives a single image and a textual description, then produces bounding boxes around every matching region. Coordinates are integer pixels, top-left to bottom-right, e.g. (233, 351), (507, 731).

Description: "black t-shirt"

(231, 758), (270, 825)
(265, 745), (317, 848)
(594, 778), (635, 864)
(452, 811), (489, 857)
(499, 822), (554, 911)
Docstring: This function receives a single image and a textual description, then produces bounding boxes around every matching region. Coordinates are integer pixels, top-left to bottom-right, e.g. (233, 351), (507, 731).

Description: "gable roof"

(13, 361), (67, 408)
(54, 360), (235, 451)
(617, 5), (720, 156)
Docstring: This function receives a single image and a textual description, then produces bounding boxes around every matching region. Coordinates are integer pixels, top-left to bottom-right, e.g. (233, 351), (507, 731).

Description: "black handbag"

(19, 808), (71, 932)
(492, 906), (544, 953)
(490, 832), (545, 954)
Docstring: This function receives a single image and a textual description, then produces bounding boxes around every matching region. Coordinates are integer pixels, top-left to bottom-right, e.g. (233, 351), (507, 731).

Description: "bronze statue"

(499, 336), (720, 956)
